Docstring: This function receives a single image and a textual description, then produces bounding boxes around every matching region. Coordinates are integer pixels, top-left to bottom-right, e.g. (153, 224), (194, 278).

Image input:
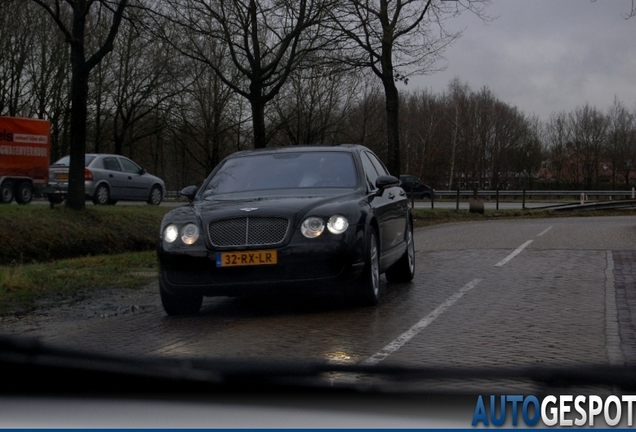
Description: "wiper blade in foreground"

(1, 335), (633, 395)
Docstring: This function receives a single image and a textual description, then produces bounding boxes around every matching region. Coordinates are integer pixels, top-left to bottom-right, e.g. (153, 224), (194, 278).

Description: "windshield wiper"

(1, 335), (634, 395)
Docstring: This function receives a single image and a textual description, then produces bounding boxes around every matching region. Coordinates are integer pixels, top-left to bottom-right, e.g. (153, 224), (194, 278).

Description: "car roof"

(86, 153), (129, 158)
(225, 144), (367, 159)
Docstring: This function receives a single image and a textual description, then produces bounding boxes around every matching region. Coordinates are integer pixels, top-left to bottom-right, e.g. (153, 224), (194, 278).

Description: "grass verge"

(0, 205), (169, 265)
(0, 251), (157, 315)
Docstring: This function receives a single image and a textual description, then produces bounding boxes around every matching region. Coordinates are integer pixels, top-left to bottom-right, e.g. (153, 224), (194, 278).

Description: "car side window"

(366, 151), (390, 177)
(402, 176), (415, 187)
(120, 158), (141, 174)
(360, 152), (380, 191)
(102, 157), (122, 171)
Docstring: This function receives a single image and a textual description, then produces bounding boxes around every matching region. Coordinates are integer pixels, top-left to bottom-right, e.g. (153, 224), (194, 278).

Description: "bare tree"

(606, 97), (636, 187)
(511, 115), (543, 189)
(566, 103), (609, 189)
(623, 0), (636, 19)
(271, 66), (360, 146)
(331, 0), (490, 175)
(399, 89), (444, 183)
(544, 112), (569, 188)
(0, 2), (36, 116)
(175, 48), (244, 174)
(443, 78), (471, 189)
(108, 9), (182, 159)
(337, 80), (386, 155)
(155, 0), (335, 149)
(29, 0), (129, 210)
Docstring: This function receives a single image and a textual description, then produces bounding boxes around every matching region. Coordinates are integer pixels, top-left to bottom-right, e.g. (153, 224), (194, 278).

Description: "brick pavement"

(376, 249), (609, 368)
(613, 250), (636, 364)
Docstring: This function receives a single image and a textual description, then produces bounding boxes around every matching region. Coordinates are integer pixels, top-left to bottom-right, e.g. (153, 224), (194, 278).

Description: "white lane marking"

(537, 226), (553, 237)
(494, 240), (533, 267)
(605, 250), (624, 366)
(361, 279), (482, 366)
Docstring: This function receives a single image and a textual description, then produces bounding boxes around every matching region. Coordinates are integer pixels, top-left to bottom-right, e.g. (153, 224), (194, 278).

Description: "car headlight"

(327, 215), (348, 234)
(301, 217), (324, 238)
(181, 223), (199, 245)
(164, 224), (179, 243)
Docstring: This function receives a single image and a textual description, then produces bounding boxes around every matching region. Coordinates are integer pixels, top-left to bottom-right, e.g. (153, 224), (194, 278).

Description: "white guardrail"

(433, 189), (636, 198)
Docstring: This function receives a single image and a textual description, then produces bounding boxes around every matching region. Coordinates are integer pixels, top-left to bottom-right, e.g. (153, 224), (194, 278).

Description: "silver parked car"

(48, 154), (165, 205)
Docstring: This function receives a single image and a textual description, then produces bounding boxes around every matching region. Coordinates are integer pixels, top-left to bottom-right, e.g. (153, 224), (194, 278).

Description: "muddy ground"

(0, 282), (160, 338)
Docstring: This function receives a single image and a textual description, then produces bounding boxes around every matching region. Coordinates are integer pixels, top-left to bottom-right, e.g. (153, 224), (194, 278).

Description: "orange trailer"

(0, 116), (51, 204)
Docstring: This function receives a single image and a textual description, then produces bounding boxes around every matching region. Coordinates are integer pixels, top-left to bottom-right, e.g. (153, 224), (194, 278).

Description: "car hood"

(189, 190), (362, 226)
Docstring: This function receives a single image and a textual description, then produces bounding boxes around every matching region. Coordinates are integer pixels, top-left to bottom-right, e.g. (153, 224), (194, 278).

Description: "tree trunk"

(382, 77), (401, 176)
(66, 68), (89, 210)
(448, 105), (460, 189)
(66, 2), (90, 210)
(251, 98), (267, 149)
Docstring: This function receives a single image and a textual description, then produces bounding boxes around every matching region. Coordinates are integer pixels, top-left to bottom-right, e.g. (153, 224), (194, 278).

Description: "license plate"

(56, 173), (69, 180)
(216, 250), (277, 267)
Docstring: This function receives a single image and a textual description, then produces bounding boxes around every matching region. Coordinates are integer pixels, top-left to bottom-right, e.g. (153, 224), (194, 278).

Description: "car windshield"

(203, 151), (358, 195)
(51, 155), (96, 167)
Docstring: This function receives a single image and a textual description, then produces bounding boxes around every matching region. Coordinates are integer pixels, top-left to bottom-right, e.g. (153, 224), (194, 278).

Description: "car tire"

(147, 185), (162, 205)
(354, 228), (381, 306)
(92, 184), (109, 205)
(15, 182), (33, 205)
(0, 181), (14, 204)
(385, 218), (415, 283)
(160, 280), (203, 316)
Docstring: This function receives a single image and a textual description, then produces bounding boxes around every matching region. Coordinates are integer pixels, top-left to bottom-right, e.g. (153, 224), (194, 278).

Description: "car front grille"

(208, 217), (290, 247)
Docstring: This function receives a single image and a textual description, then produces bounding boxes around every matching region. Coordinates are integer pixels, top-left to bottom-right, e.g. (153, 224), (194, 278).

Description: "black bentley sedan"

(158, 145), (414, 315)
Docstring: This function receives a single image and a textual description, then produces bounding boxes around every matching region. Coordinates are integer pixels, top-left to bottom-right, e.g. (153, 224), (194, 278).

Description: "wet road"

(6, 216), (636, 378)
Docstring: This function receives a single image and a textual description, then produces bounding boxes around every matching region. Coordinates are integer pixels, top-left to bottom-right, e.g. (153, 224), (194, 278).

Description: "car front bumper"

(158, 226), (366, 297)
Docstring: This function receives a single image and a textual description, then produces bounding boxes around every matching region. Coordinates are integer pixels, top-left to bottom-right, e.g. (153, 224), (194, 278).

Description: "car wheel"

(354, 228), (381, 306)
(147, 185), (162, 205)
(385, 218), (415, 283)
(15, 182), (33, 205)
(0, 181), (14, 204)
(160, 280), (203, 316)
(92, 184), (109, 205)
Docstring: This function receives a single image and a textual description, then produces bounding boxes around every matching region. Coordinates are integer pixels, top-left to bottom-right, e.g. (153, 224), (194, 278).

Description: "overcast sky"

(404, 0), (636, 121)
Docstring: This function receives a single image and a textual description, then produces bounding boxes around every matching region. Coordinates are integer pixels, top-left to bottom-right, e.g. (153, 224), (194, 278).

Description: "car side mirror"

(375, 175), (399, 190)
(179, 185), (198, 202)
(139, 168), (147, 175)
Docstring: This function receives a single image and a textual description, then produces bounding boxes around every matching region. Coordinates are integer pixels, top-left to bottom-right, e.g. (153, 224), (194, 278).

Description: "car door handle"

(128, 176), (132, 180)
(399, 191), (406, 197)
(388, 193), (395, 200)
(109, 174), (113, 178)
